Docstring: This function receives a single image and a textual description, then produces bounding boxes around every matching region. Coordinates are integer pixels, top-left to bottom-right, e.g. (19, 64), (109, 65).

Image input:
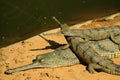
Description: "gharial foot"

(87, 63), (102, 73)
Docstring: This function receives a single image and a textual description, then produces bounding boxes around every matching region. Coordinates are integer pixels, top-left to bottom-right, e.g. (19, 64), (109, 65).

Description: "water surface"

(0, 0), (120, 47)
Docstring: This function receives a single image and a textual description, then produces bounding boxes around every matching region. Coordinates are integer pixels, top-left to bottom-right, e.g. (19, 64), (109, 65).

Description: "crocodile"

(53, 16), (120, 51)
(4, 35), (120, 74)
(65, 37), (120, 75)
(41, 12), (120, 36)
(4, 46), (79, 74)
(54, 18), (120, 75)
(4, 16), (120, 75)
(52, 16), (120, 42)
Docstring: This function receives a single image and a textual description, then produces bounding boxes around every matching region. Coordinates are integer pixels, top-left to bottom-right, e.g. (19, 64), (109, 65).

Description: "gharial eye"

(39, 59), (44, 62)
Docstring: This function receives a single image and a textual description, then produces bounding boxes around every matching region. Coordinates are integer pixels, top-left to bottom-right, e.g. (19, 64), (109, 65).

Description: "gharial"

(52, 16), (120, 47)
(4, 31), (120, 75)
(53, 16), (120, 75)
(4, 16), (120, 75)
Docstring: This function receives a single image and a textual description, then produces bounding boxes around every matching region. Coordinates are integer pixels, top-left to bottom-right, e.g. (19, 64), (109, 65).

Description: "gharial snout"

(4, 61), (44, 74)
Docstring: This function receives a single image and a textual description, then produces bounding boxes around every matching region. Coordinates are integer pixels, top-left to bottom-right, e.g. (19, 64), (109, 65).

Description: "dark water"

(0, 0), (120, 48)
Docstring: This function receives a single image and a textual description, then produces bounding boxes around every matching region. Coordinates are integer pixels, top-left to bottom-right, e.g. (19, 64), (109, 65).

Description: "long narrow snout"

(4, 61), (42, 74)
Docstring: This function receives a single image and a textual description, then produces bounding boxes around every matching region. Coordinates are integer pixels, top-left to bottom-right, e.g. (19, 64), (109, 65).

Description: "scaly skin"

(41, 12), (120, 36)
(66, 37), (120, 75)
(4, 16), (120, 75)
(52, 16), (120, 41)
(4, 34), (120, 75)
(4, 47), (79, 74)
(54, 16), (120, 75)
(87, 38), (120, 58)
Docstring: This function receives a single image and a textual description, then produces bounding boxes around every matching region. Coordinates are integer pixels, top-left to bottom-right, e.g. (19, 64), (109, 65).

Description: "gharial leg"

(87, 63), (102, 73)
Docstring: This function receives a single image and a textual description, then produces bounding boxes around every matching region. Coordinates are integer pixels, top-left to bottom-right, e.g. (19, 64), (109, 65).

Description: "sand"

(0, 13), (120, 80)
